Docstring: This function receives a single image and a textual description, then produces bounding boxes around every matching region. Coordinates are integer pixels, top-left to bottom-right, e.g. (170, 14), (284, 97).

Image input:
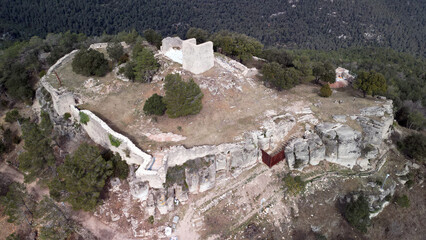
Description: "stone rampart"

(69, 106), (152, 167)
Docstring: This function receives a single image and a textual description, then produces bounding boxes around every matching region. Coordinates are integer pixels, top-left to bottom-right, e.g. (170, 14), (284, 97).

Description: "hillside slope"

(1, 0), (425, 55)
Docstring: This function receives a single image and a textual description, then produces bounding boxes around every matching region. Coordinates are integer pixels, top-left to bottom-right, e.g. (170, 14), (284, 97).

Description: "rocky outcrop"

(285, 101), (393, 170)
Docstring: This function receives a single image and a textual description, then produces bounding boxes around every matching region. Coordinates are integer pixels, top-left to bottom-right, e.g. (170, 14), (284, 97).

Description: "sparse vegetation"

(343, 194), (370, 233)
(79, 112), (90, 125)
(63, 112), (71, 120)
(283, 174), (306, 196)
(5, 109), (21, 123)
(148, 215), (154, 224)
(397, 134), (426, 162)
(72, 49), (110, 77)
(143, 93), (166, 116)
(108, 134), (122, 147)
(393, 194), (410, 208)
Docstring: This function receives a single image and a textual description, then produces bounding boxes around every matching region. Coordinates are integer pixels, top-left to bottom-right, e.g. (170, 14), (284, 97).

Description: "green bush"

(143, 29), (162, 48)
(132, 47), (159, 83)
(397, 134), (426, 162)
(72, 49), (110, 77)
(393, 194), (410, 208)
(344, 194), (370, 233)
(261, 62), (300, 91)
(108, 134), (122, 147)
(63, 112), (71, 120)
(283, 174), (306, 196)
(5, 109), (21, 123)
(79, 112), (90, 125)
(319, 84), (332, 97)
(38, 70), (46, 78)
(107, 42), (124, 63)
(148, 215), (154, 224)
(163, 74), (203, 118)
(143, 94), (166, 116)
(111, 153), (129, 179)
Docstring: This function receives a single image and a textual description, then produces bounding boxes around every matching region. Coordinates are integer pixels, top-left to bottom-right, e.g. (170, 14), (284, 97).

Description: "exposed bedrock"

(285, 101), (393, 170)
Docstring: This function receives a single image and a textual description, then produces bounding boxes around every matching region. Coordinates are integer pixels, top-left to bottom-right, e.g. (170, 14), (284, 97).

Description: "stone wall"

(182, 39), (214, 74)
(69, 106), (152, 167)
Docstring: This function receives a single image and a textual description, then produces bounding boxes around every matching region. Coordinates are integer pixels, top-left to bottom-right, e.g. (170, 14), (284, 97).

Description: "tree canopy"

(163, 74), (203, 118)
(106, 42), (124, 63)
(212, 31), (263, 62)
(353, 71), (387, 97)
(50, 143), (113, 211)
(261, 62), (300, 91)
(143, 93), (167, 116)
(72, 49), (110, 77)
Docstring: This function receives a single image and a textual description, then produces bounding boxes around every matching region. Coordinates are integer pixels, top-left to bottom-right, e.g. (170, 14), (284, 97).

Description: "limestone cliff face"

(285, 100), (394, 170)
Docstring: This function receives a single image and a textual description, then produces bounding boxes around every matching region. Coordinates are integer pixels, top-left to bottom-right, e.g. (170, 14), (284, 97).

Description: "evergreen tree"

(107, 42), (124, 63)
(133, 48), (159, 83)
(18, 120), (55, 183)
(143, 29), (162, 48)
(51, 143), (113, 211)
(163, 74), (203, 118)
(353, 71), (387, 97)
(72, 49), (110, 77)
(186, 28), (209, 43)
(143, 93), (166, 116)
(320, 84), (332, 97)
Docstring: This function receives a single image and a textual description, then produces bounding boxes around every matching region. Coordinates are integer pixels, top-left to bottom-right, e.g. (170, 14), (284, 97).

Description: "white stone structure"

(160, 37), (214, 74)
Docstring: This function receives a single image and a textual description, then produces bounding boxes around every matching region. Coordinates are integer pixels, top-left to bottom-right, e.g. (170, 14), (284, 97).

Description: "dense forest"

(1, 0), (425, 56)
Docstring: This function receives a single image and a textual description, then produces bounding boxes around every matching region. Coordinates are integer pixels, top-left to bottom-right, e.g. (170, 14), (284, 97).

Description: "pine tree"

(163, 74), (203, 118)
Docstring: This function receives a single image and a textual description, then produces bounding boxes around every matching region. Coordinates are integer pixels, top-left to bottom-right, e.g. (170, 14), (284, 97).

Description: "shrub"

(397, 134), (426, 162)
(143, 94), (166, 116)
(261, 62), (300, 91)
(79, 112), (90, 125)
(107, 42), (124, 63)
(72, 49), (110, 77)
(5, 109), (21, 123)
(393, 194), (410, 208)
(108, 134), (122, 147)
(343, 194), (370, 233)
(319, 84), (332, 97)
(148, 215), (154, 224)
(38, 70), (46, 78)
(63, 112), (71, 120)
(283, 174), (306, 196)
(111, 153), (129, 179)
(143, 29), (162, 48)
(163, 74), (203, 118)
(133, 47), (159, 83)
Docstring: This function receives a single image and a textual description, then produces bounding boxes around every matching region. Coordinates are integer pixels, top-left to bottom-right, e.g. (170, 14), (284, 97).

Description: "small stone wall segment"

(182, 39), (214, 74)
(160, 37), (183, 53)
(69, 106), (152, 167)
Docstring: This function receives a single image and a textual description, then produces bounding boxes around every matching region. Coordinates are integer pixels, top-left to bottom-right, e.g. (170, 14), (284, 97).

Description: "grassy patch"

(393, 194), (410, 208)
(79, 112), (90, 125)
(108, 134), (122, 147)
(283, 174), (306, 196)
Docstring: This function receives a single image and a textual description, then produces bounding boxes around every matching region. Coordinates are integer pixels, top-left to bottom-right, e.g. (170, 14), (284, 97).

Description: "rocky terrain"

(23, 41), (421, 240)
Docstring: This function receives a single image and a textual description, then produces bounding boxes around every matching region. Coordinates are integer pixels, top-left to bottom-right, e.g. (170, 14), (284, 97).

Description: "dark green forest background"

(1, 0), (425, 56)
